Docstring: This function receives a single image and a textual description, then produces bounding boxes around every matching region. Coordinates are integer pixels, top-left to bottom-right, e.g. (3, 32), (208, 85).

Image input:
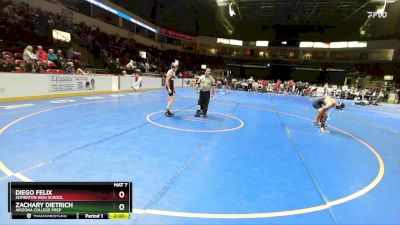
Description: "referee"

(195, 67), (216, 117)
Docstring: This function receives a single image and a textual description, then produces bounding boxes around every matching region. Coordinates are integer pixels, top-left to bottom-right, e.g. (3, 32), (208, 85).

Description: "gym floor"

(0, 88), (399, 225)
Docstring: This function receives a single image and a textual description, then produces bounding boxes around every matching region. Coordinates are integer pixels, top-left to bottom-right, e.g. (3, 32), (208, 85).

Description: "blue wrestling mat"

(0, 88), (399, 225)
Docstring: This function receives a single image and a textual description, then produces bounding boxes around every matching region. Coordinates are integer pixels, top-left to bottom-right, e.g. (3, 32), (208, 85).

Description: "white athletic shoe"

(320, 126), (328, 133)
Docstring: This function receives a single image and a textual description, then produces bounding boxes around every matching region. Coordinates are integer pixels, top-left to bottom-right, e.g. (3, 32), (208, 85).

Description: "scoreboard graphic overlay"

(8, 182), (132, 220)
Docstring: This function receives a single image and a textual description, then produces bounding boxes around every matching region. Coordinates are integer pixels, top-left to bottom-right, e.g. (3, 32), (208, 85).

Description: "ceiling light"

(348, 41), (367, 48)
(216, 0), (229, 6)
(313, 42), (330, 48)
(256, 41), (269, 47)
(299, 42), (313, 48)
(330, 42), (348, 48)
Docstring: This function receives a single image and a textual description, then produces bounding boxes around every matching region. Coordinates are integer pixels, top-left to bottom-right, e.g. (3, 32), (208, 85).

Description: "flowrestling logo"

(367, 11), (387, 18)
(367, 0), (388, 19)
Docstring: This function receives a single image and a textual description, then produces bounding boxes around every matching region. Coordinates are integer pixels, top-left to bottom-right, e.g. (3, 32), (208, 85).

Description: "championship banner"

(160, 28), (197, 42)
(48, 75), (96, 92)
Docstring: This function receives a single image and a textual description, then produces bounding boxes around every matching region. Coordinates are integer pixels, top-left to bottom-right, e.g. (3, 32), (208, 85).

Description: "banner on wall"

(160, 28), (197, 42)
(48, 75), (96, 92)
